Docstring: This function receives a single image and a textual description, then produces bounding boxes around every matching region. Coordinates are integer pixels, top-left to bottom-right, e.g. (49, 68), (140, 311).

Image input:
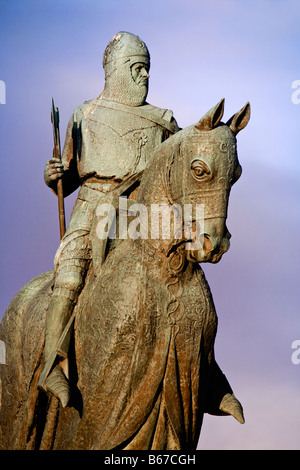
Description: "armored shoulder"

(72, 98), (99, 122)
(142, 103), (180, 134)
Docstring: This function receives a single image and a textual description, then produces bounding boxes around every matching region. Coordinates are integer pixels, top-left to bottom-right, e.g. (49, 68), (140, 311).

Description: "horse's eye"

(191, 160), (211, 181)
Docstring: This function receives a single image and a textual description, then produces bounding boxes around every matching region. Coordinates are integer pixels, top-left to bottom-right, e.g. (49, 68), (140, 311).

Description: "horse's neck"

(140, 236), (190, 279)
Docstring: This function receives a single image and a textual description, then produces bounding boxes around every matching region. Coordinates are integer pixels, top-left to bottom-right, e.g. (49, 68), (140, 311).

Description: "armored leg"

(39, 235), (91, 406)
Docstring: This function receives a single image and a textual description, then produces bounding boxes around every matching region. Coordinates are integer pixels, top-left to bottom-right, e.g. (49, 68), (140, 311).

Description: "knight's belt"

(82, 177), (120, 193)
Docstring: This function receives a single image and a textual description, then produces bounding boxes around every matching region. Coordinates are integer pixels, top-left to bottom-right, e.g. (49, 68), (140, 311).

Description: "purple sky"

(1, 0), (300, 450)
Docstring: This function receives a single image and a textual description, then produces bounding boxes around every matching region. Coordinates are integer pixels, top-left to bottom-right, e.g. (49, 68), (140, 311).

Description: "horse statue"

(0, 98), (250, 450)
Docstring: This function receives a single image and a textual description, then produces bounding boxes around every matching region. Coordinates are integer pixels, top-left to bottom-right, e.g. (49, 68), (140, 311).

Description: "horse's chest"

(140, 260), (217, 355)
(167, 268), (217, 342)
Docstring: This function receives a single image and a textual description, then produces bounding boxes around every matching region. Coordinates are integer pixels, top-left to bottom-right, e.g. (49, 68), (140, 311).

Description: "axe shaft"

(51, 98), (66, 239)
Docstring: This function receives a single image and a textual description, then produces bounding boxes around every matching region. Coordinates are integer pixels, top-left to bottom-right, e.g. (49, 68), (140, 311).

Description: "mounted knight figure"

(0, 32), (251, 451)
(39, 31), (180, 405)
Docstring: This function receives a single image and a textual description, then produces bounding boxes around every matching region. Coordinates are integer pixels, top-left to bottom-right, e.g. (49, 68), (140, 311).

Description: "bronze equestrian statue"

(0, 32), (250, 450)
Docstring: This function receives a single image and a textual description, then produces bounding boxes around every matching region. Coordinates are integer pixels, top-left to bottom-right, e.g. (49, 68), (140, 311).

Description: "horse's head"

(136, 98), (250, 264)
(165, 98), (250, 263)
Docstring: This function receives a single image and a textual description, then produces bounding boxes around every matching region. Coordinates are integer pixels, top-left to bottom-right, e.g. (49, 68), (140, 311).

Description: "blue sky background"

(0, 0), (300, 449)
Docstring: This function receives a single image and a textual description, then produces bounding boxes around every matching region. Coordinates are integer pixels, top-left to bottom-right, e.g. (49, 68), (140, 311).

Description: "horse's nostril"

(201, 234), (213, 253)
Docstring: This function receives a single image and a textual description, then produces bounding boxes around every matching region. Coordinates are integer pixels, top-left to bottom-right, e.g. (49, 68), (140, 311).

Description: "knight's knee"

(56, 270), (84, 291)
(54, 269), (85, 301)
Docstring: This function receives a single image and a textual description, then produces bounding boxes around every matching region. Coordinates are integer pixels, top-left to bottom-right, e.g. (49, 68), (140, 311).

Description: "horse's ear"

(195, 98), (225, 131)
(226, 102), (251, 135)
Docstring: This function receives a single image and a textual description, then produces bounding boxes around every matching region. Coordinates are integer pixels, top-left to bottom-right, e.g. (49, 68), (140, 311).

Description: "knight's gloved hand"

(219, 393), (245, 424)
(44, 158), (64, 186)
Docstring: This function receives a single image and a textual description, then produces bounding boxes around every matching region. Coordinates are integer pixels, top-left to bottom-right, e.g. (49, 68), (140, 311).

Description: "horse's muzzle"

(186, 227), (231, 263)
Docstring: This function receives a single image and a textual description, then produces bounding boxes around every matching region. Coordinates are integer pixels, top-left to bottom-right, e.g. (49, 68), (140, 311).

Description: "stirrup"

(43, 365), (70, 408)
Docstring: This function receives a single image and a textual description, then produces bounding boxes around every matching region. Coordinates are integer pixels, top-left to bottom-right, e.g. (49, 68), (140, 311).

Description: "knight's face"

(102, 32), (151, 106)
(131, 62), (149, 86)
(103, 58), (150, 106)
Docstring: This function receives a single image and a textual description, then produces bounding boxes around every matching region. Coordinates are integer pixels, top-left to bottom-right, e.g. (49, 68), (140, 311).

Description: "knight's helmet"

(101, 31), (150, 106)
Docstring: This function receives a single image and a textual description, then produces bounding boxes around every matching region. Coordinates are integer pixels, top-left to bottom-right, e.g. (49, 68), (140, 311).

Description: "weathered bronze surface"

(0, 32), (250, 450)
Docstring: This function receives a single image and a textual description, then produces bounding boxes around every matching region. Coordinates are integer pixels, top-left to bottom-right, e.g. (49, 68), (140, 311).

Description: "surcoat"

(62, 97), (179, 182)
(55, 98), (179, 268)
